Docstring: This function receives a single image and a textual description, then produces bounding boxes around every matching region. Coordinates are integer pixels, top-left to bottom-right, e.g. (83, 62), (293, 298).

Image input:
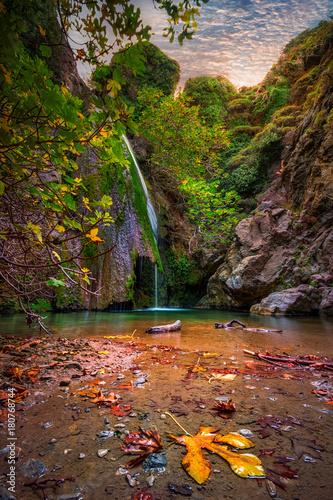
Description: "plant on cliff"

(137, 88), (242, 246)
(0, 0), (210, 325)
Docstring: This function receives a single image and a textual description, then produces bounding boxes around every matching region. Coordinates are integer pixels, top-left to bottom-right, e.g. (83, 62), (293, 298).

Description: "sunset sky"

(73, 0), (333, 90)
(131, 0), (333, 89)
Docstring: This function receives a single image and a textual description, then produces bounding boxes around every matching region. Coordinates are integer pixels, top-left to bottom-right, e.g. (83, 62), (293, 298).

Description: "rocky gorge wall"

(197, 21), (333, 316)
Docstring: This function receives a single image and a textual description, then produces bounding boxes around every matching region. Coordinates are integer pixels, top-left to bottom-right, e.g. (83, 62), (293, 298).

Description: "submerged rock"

(142, 452), (167, 472)
(20, 458), (45, 478)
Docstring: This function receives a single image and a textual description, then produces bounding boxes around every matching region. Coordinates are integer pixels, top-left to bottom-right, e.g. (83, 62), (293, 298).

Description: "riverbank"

(1, 332), (332, 500)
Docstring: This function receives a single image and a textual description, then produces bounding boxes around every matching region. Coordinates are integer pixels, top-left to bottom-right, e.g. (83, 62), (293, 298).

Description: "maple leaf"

(121, 427), (163, 468)
(169, 427), (265, 484)
(85, 228), (103, 242)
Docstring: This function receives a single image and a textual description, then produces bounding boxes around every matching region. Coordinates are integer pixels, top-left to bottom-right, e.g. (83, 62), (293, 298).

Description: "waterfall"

(122, 136), (159, 307)
(122, 136), (158, 241)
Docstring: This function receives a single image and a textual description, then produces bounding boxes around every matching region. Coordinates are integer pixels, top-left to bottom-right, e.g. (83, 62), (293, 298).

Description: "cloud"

(74, 1), (333, 89)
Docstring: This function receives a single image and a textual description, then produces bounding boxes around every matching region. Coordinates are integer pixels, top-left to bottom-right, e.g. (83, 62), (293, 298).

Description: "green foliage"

(137, 88), (236, 246)
(219, 124), (283, 197)
(184, 76), (235, 126)
(93, 43), (180, 114)
(253, 79), (291, 124)
(125, 270), (136, 302)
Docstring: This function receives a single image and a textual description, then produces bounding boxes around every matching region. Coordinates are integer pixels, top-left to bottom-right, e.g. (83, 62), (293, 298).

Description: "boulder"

(319, 287), (333, 316)
(250, 284), (321, 316)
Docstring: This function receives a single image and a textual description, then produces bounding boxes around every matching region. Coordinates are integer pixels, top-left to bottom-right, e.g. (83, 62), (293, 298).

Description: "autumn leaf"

(86, 228), (103, 242)
(169, 427), (265, 484)
(110, 404), (131, 417)
(38, 25), (46, 36)
(208, 372), (237, 383)
(121, 427), (163, 468)
(213, 399), (237, 419)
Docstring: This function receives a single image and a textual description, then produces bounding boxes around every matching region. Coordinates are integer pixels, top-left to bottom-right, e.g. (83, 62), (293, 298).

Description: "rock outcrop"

(196, 21), (333, 316)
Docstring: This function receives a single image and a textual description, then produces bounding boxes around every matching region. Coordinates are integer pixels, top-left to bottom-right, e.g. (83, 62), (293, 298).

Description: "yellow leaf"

(86, 228), (103, 242)
(169, 427), (265, 484)
(38, 25), (46, 36)
(55, 224), (65, 233)
(98, 351), (108, 355)
(83, 197), (92, 212)
(100, 128), (108, 138)
(208, 373), (237, 383)
(81, 268), (90, 273)
(52, 250), (61, 261)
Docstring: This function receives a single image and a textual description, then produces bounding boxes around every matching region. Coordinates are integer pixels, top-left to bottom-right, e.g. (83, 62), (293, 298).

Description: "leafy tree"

(94, 43), (180, 107)
(137, 88), (240, 247)
(0, 0), (210, 328)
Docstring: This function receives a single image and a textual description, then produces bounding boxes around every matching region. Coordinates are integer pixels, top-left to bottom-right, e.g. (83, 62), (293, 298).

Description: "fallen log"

(214, 319), (246, 329)
(146, 320), (181, 334)
(214, 319), (282, 333)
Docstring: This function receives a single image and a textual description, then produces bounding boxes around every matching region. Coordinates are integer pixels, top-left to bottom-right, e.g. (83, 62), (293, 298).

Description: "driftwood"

(214, 319), (282, 333)
(244, 349), (333, 370)
(146, 320), (181, 334)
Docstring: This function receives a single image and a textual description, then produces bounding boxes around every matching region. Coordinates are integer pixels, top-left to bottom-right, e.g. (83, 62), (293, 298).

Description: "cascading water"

(122, 136), (159, 308)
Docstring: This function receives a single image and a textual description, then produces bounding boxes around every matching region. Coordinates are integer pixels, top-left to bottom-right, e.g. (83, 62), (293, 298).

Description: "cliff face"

(198, 21), (333, 316)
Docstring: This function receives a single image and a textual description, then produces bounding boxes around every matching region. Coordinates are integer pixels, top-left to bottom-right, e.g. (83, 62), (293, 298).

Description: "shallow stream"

(1, 310), (332, 500)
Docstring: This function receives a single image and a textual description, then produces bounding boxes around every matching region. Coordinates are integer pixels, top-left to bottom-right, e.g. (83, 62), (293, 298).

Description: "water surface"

(1, 309), (332, 357)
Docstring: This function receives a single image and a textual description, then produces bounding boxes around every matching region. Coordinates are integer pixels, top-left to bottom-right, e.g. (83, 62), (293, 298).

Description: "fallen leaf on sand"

(169, 427), (265, 484)
(122, 428), (163, 468)
(208, 373), (237, 383)
(213, 399), (237, 419)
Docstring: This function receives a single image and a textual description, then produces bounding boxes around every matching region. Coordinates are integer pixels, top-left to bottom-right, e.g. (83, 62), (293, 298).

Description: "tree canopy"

(0, 0), (210, 328)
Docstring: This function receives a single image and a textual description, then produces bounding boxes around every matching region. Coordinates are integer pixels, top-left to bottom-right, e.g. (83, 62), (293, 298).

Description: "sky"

(129, 0), (333, 89)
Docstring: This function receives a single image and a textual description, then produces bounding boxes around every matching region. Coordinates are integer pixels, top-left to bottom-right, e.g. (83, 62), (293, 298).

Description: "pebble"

(160, 414), (166, 419)
(117, 374), (125, 380)
(268, 397), (277, 401)
(126, 474), (137, 487)
(78, 453), (85, 459)
(85, 408), (90, 413)
(215, 396), (229, 402)
(304, 455), (317, 463)
(129, 412), (137, 417)
(97, 430), (114, 439)
(116, 467), (128, 475)
(281, 425), (294, 432)
(0, 485), (15, 500)
(114, 423), (125, 429)
(142, 452), (167, 473)
(43, 422), (53, 429)
(20, 458), (45, 478)
(49, 438), (57, 444)
(146, 473), (155, 486)
(59, 379), (71, 386)
(97, 449), (108, 458)
(64, 362), (83, 370)
(134, 377), (146, 386)
(266, 478), (276, 497)
(64, 449), (72, 454)
(238, 429), (254, 438)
